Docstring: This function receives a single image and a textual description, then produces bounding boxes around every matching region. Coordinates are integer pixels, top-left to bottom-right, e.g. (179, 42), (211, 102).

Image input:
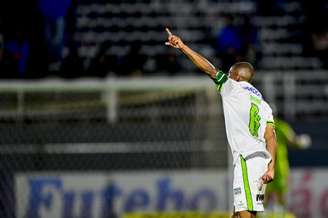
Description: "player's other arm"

(165, 28), (217, 78)
(280, 120), (312, 149)
(262, 124), (277, 184)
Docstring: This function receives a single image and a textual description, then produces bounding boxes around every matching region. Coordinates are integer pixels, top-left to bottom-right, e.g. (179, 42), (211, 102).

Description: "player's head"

(228, 62), (255, 82)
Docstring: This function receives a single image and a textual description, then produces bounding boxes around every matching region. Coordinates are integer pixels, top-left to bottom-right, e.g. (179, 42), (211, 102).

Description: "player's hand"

(165, 28), (185, 49)
(296, 134), (312, 149)
(261, 168), (274, 184)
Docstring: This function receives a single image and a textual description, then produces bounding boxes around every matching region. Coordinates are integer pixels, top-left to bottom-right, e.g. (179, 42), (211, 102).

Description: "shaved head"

(228, 62), (255, 82)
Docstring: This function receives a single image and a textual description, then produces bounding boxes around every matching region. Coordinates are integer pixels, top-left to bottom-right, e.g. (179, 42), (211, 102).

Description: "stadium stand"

(75, 0), (323, 74)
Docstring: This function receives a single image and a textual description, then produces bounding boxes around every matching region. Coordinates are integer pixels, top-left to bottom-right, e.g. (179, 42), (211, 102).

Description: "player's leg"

(238, 211), (257, 218)
(273, 191), (287, 218)
(276, 191), (286, 207)
(264, 176), (280, 209)
(267, 162), (289, 216)
(231, 212), (239, 218)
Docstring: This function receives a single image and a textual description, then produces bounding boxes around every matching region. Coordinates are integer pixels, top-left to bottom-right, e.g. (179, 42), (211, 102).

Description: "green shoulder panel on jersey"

(250, 95), (261, 105)
(212, 71), (228, 92)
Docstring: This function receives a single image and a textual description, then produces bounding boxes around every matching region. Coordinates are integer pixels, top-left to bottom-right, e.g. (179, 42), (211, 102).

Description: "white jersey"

(213, 71), (274, 164)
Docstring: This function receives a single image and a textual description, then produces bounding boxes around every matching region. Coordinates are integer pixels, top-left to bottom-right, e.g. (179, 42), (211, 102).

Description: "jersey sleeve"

(263, 102), (275, 127)
(212, 71), (234, 96)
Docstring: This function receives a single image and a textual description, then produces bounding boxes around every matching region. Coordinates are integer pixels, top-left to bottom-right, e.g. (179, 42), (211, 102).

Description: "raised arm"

(262, 124), (277, 184)
(165, 28), (218, 78)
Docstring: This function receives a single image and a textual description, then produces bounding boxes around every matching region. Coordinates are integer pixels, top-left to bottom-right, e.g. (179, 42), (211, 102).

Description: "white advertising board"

(15, 170), (229, 218)
(15, 169), (328, 218)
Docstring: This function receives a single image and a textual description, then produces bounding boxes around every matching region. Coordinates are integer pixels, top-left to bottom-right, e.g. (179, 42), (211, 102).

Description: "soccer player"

(266, 117), (311, 215)
(165, 28), (277, 218)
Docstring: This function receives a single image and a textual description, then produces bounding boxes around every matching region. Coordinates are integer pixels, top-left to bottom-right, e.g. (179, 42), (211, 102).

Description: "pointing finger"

(165, 27), (173, 36)
(165, 42), (175, 47)
(165, 41), (179, 48)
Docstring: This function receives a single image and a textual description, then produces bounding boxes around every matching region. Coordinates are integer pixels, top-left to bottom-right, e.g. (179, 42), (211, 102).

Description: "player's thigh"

(233, 155), (268, 212)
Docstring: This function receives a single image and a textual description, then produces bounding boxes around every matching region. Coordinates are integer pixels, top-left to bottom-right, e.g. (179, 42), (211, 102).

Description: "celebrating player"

(165, 28), (277, 218)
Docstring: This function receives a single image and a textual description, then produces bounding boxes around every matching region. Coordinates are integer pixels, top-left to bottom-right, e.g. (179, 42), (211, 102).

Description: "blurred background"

(0, 0), (327, 217)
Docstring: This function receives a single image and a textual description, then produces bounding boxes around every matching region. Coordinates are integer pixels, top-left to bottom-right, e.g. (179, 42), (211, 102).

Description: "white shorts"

(233, 154), (269, 212)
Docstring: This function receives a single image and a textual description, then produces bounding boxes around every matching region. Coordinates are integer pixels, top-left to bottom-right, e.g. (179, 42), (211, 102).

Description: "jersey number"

(249, 103), (261, 137)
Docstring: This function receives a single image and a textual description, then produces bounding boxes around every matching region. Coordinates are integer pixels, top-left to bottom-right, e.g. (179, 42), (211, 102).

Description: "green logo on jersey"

(249, 103), (261, 137)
